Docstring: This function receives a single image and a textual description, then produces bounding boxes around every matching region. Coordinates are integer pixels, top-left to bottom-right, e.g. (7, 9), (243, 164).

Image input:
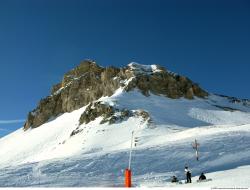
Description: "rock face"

(78, 101), (152, 126)
(79, 102), (115, 125)
(23, 60), (208, 130)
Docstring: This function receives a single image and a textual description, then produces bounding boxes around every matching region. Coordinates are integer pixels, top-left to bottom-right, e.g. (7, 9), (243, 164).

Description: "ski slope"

(0, 88), (250, 187)
(140, 165), (250, 188)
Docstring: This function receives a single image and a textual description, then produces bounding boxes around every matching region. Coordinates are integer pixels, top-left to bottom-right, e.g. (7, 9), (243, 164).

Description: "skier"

(171, 175), (179, 183)
(185, 166), (192, 183)
(199, 172), (206, 181)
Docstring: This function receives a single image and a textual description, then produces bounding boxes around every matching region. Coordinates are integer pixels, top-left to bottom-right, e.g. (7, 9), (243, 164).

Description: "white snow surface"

(0, 87), (250, 187)
(128, 62), (163, 74)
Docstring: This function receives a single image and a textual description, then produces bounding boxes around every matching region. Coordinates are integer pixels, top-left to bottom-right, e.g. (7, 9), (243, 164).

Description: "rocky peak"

(62, 60), (103, 85)
(51, 60), (103, 95)
(127, 62), (165, 74)
(23, 60), (208, 130)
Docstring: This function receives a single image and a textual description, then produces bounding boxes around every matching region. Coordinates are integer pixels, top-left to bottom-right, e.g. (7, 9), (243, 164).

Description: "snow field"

(0, 89), (250, 187)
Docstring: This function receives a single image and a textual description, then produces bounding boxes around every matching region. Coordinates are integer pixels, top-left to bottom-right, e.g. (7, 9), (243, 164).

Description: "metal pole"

(195, 139), (199, 161)
(196, 149), (199, 161)
(128, 131), (134, 170)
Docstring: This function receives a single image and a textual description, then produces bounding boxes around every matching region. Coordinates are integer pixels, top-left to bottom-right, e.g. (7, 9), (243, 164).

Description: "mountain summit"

(24, 60), (207, 130)
(0, 60), (250, 187)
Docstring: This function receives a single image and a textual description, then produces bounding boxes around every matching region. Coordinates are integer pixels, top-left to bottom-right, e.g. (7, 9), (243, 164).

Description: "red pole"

(125, 168), (132, 187)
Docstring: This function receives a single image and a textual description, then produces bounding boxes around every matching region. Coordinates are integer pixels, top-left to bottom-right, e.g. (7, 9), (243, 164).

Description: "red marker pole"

(125, 168), (132, 187)
(125, 131), (134, 187)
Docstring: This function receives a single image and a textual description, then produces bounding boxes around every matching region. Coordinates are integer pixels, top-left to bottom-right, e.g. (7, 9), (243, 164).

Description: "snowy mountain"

(0, 60), (250, 187)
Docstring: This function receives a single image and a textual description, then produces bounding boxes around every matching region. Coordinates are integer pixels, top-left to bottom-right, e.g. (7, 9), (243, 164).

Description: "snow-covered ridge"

(128, 62), (163, 74)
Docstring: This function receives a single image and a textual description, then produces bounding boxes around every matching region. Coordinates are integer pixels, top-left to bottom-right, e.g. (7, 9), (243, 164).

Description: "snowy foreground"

(0, 89), (250, 187)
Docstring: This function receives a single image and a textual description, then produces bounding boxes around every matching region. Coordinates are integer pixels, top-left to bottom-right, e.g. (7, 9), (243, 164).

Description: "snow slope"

(140, 165), (250, 188)
(0, 86), (250, 187)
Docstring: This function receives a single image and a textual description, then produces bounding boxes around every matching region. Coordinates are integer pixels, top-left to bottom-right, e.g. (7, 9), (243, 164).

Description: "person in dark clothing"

(171, 176), (179, 183)
(187, 171), (192, 183)
(199, 172), (206, 181)
(185, 166), (192, 183)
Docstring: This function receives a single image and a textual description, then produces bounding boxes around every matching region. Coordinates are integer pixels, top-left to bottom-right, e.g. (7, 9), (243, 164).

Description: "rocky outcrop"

(78, 101), (151, 126)
(23, 60), (208, 130)
(125, 72), (207, 99)
(24, 60), (123, 130)
(79, 102), (115, 125)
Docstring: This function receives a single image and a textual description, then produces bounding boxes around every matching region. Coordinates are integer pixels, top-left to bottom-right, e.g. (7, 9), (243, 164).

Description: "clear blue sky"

(0, 0), (249, 137)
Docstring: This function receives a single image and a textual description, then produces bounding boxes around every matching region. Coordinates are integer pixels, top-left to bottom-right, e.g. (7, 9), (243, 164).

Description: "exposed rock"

(214, 105), (241, 112)
(79, 102), (115, 125)
(185, 88), (194, 99)
(70, 127), (83, 137)
(216, 94), (250, 107)
(101, 109), (134, 125)
(23, 60), (208, 130)
(125, 72), (207, 99)
(24, 93), (62, 131)
(135, 110), (153, 124)
(78, 101), (135, 125)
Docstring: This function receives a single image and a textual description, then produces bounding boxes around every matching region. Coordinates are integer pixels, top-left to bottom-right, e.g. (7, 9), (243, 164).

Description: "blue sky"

(0, 0), (249, 137)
